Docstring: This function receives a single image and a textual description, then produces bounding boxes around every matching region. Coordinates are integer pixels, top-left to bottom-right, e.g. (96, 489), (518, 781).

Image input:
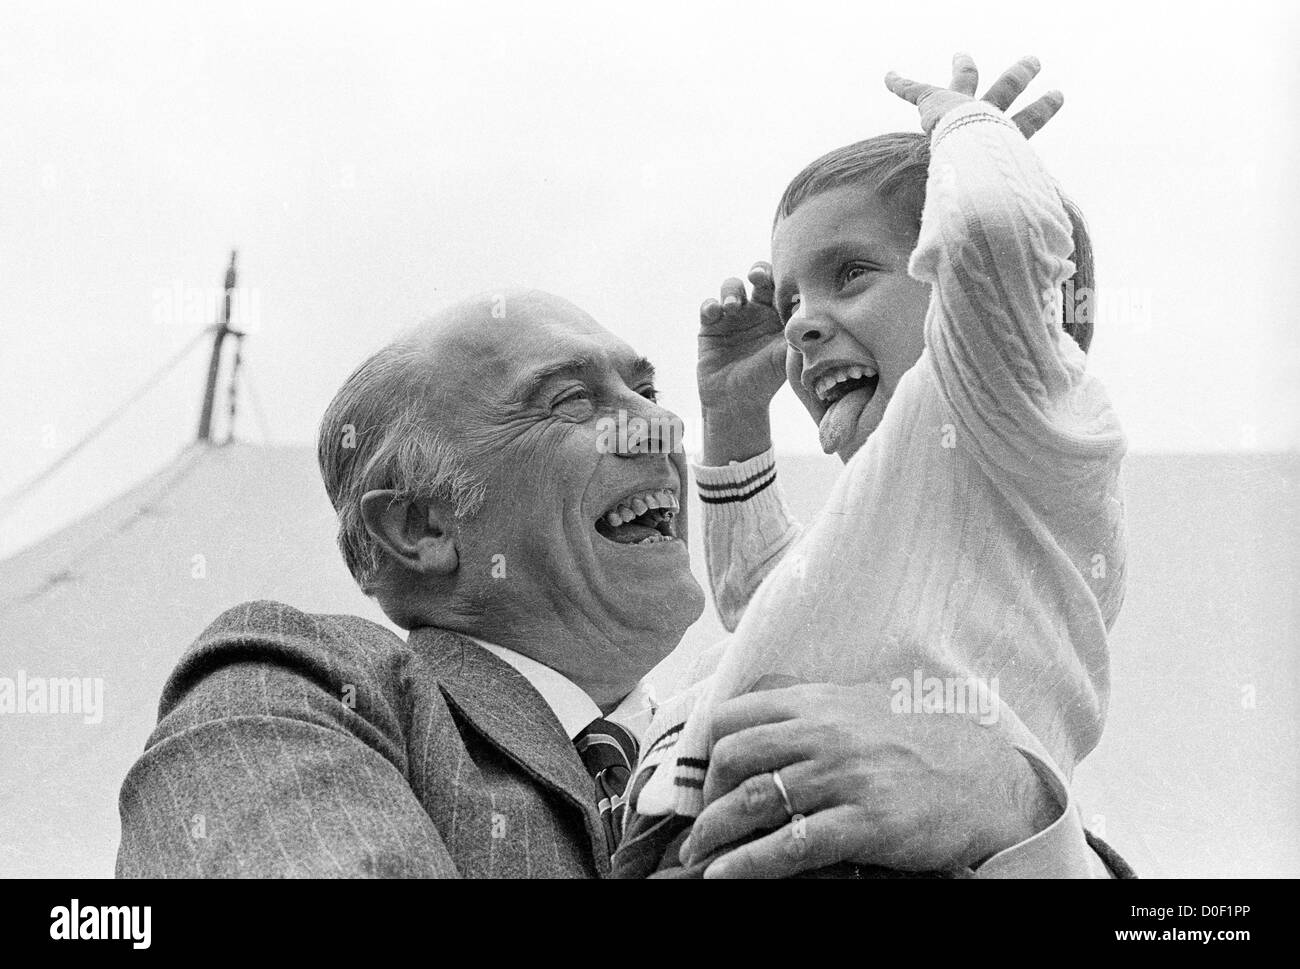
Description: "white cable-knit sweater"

(637, 101), (1127, 817)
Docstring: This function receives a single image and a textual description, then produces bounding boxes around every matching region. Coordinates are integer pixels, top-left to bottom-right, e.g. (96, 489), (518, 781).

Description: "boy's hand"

(697, 263), (787, 410)
(886, 53), (1064, 139)
(697, 263), (788, 465)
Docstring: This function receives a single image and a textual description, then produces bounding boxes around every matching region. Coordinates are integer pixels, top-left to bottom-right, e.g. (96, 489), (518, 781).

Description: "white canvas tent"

(0, 443), (394, 876)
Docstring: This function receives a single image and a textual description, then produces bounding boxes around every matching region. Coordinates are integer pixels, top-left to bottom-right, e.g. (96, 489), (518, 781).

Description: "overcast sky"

(2, 0), (1297, 556)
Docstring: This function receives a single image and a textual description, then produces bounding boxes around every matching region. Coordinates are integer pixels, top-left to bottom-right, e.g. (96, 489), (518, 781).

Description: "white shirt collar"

(467, 636), (658, 742)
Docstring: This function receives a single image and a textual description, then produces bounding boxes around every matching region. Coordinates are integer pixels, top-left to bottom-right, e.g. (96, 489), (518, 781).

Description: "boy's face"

(772, 184), (931, 461)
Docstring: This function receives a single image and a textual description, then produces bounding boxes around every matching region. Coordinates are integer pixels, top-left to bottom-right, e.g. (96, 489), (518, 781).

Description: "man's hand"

(680, 683), (1060, 878)
(698, 264), (788, 466)
(886, 53), (1064, 138)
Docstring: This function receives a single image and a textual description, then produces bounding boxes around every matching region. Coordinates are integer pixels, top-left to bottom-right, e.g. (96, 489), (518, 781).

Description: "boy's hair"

(773, 132), (1095, 353)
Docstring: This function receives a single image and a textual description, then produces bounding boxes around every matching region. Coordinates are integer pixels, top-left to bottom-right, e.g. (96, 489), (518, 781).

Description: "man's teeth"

(813, 365), (877, 403)
(602, 489), (679, 528)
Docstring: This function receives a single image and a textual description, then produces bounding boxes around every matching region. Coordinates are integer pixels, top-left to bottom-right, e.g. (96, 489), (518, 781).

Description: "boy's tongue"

(818, 386), (872, 454)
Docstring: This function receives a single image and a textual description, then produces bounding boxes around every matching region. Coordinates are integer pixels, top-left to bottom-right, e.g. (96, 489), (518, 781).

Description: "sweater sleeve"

(693, 449), (804, 631)
(909, 101), (1124, 494)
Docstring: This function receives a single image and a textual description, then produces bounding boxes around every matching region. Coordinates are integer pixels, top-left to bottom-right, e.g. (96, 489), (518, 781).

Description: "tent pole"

(196, 250), (238, 442)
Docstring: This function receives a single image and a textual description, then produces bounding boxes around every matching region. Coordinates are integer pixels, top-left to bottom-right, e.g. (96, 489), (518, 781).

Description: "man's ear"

(359, 490), (459, 576)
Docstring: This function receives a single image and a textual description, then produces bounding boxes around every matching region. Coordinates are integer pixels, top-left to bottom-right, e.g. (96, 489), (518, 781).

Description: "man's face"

(772, 185), (931, 461)
(424, 292), (705, 701)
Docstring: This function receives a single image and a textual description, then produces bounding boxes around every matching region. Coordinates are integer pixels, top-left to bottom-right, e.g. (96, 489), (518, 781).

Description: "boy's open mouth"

(818, 372), (878, 407)
(594, 488), (680, 546)
(806, 363), (880, 454)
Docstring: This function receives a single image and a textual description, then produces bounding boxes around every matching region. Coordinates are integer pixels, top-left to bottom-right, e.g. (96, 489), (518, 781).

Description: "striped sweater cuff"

(691, 449), (777, 505)
(931, 101), (1019, 151)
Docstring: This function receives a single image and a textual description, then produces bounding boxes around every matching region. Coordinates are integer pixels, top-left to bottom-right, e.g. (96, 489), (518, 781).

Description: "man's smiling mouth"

(594, 488), (680, 546)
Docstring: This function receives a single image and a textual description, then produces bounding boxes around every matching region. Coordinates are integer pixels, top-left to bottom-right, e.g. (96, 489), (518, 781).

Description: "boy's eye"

(785, 293), (802, 319)
(637, 385), (659, 402)
(839, 262), (873, 287)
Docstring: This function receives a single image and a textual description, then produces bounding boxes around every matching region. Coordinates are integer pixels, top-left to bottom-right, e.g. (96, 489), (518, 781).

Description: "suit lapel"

(408, 627), (609, 875)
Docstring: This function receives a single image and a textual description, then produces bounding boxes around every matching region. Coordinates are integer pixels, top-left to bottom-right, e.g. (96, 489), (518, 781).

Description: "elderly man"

(116, 289), (1128, 878)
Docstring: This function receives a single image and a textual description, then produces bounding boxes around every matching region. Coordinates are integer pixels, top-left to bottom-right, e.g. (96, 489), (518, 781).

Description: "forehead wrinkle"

(507, 342), (656, 401)
(508, 352), (600, 403)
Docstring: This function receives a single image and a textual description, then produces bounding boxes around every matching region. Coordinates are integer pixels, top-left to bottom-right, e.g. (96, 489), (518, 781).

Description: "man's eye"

(554, 388), (591, 408)
(784, 293), (802, 320)
(637, 386), (658, 402)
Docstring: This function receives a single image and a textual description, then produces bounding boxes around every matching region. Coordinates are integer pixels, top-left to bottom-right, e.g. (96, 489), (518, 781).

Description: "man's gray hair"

(318, 333), (488, 594)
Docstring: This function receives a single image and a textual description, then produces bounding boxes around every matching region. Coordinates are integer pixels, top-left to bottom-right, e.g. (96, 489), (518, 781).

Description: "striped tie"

(574, 718), (640, 858)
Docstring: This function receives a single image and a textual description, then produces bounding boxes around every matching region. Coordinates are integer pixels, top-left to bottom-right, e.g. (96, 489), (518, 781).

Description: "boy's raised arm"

(695, 266), (805, 630)
(892, 56), (1124, 485)
(694, 447), (803, 631)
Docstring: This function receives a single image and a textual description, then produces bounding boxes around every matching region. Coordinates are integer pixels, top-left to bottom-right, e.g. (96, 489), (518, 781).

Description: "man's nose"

(613, 398), (684, 458)
(784, 302), (835, 350)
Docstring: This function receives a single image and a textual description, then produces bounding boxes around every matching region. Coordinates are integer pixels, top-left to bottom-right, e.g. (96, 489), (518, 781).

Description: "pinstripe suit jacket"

(116, 600), (610, 878)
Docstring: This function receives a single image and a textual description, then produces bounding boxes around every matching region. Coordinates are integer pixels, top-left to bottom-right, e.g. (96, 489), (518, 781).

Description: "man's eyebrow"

(510, 353), (656, 402)
(626, 356), (656, 384)
(510, 354), (598, 401)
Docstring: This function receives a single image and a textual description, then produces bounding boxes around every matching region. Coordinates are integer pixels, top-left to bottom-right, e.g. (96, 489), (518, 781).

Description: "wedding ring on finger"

(770, 769), (796, 819)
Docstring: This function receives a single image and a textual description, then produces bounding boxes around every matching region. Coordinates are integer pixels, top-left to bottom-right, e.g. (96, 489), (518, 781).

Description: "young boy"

(615, 54), (1126, 877)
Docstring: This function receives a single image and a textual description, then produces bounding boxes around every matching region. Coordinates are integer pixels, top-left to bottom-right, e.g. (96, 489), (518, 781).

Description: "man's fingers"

(747, 262), (775, 307)
(719, 277), (747, 314)
(1010, 89), (1064, 139)
(980, 55), (1042, 112)
(948, 52), (978, 96)
(884, 71), (938, 106)
(700, 297), (723, 327)
(702, 721), (807, 804)
(701, 806), (869, 879)
(707, 684), (810, 746)
(687, 759), (819, 863)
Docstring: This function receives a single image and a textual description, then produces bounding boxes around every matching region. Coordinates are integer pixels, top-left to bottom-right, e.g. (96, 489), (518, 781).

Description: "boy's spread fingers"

(1010, 90), (1064, 139)
(980, 54), (1043, 111)
(884, 71), (932, 104)
(700, 298), (723, 325)
(747, 263), (775, 305)
(720, 276), (747, 312)
(949, 51), (978, 96)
